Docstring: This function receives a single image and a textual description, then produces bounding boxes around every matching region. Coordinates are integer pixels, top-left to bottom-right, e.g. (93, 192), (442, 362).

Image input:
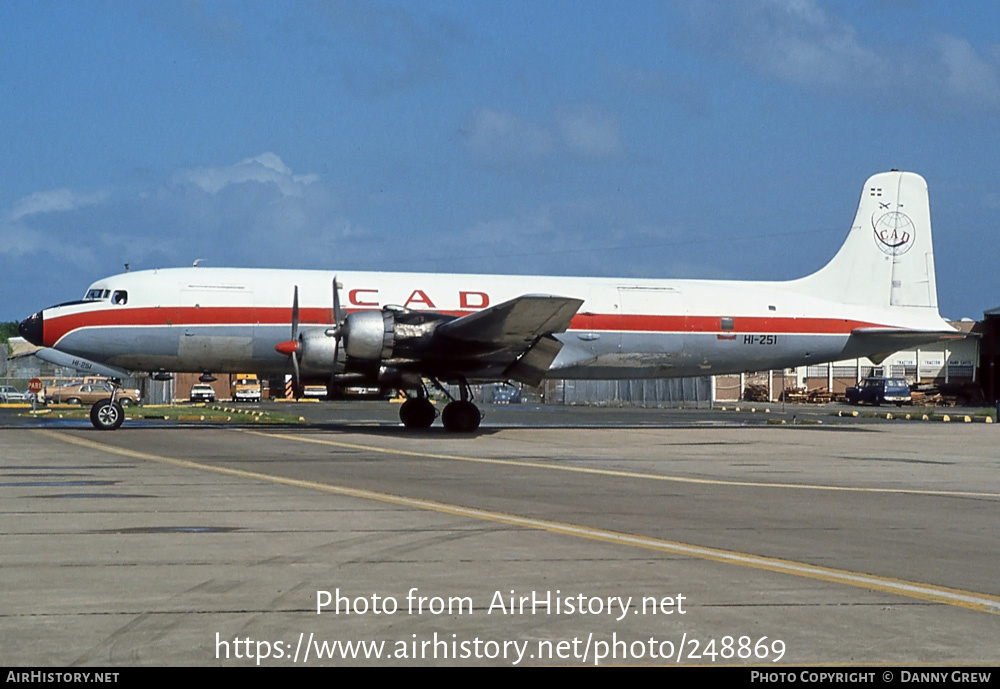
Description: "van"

(232, 374), (261, 403)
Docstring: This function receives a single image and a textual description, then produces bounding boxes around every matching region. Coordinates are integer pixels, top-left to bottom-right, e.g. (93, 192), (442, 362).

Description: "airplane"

(18, 170), (961, 432)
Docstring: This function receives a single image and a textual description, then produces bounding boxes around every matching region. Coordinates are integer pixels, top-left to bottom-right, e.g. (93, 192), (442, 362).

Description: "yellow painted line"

(33, 429), (1000, 616)
(245, 430), (1000, 500)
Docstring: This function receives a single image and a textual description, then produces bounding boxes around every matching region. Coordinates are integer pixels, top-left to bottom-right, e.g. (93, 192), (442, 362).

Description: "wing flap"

(504, 335), (564, 387)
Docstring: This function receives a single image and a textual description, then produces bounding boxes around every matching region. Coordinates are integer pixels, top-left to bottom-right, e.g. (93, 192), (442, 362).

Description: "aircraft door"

(178, 283), (255, 370)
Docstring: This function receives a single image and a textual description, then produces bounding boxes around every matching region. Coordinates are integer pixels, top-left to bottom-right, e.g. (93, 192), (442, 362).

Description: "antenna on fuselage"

(193, 258), (205, 267)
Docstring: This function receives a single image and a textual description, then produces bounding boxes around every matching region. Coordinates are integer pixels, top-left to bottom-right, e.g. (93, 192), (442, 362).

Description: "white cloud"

(0, 153), (363, 278)
(462, 106), (624, 169)
(555, 108), (624, 161)
(680, 0), (1000, 115)
(461, 108), (555, 166)
(936, 35), (1000, 111)
(10, 189), (109, 221)
(732, 0), (879, 88)
(180, 152), (320, 197)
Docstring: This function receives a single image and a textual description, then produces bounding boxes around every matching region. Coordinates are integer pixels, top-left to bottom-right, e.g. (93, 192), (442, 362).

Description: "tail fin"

(795, 171), (939, 312)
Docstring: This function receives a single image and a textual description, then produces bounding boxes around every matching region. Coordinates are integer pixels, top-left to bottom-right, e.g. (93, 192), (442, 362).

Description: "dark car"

(492, 383), (521, 404)
(845, 377), (911, 407)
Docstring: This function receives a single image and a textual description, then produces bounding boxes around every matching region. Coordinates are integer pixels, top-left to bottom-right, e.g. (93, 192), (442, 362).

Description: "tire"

(399, 398), (435, 429)
(90, 398), (125, 430)
(66, 397), (82, 405)
(441, 400), (481, 433)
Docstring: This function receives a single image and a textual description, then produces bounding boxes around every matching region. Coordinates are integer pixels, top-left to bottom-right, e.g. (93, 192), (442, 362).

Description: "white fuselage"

(34, 266), (944, 380)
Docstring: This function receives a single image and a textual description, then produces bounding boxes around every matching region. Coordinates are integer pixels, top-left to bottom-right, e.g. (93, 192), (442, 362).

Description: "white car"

(0, 385), (27, 402)
(189, 384), (216, 403)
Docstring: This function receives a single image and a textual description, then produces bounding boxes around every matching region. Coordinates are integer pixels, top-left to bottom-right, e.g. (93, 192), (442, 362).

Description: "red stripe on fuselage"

(43, 306), (328, 346)
(42, 305), (883, 347)
(583, 314), (879, 334)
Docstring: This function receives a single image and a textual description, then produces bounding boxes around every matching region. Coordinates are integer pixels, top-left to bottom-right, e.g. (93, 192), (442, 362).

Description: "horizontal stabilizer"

(438, 294), (583, 345)
(842, 327), (967, 365)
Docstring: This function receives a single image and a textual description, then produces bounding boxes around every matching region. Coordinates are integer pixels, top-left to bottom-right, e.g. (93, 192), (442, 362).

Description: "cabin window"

(721, 317), (734, 331)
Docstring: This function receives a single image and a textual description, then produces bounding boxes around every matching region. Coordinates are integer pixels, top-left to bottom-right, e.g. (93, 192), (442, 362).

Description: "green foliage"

(1, 321), (17, 357)
(0, 321), (17, 344)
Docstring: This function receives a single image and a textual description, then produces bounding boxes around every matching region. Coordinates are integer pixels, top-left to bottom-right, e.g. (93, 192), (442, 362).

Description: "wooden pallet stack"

(742, 383), (771, 402)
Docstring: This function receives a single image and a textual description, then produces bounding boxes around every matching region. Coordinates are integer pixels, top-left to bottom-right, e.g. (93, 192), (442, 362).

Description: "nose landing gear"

(90, 379), (126, 430)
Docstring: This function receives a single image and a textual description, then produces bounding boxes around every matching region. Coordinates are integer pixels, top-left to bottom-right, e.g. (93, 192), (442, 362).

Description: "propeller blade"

(333, 276), (344, 330)
(277, 285), (301, 395)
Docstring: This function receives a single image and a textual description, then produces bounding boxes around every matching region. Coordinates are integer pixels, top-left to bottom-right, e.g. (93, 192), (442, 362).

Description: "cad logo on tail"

(872, 211), (915, 256)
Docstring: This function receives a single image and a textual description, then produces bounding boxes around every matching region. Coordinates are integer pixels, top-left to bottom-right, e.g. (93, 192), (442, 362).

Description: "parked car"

(492, 383), (521, 404)
(845, 377), (911, 407)
(0, 385), (27, 402)
(302, 385), (328, 399)
(46, 382), (140, 406)
(189, 384), (216, 403)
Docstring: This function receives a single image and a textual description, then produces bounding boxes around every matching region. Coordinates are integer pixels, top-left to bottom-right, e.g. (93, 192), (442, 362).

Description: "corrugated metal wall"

(544, 377), (713, 408)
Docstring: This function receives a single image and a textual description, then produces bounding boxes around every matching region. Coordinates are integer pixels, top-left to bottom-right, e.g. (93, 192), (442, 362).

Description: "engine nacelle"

(343, 310), (395, 361)
(298, 329), (342, 371)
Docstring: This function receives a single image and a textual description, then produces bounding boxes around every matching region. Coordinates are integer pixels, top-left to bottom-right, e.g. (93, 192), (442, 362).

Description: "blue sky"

(2, 0), (998, 321)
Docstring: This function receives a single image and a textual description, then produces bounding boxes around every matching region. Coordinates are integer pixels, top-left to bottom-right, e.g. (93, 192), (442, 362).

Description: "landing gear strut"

(90, 379), (125, 430)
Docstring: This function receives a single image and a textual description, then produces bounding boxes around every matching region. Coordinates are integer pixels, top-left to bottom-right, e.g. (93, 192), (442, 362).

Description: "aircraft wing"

(432, 294), (584, 385)
(437, 294), (583, 346)
(843, 327), (969, 364)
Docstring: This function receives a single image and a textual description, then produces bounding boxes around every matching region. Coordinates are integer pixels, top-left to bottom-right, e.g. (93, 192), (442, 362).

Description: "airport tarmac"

(2, 402), (998, 666)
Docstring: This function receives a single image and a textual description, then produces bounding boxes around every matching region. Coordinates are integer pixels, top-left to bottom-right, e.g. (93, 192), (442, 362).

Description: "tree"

(0, 322), (18, 343)
(1, 321), (18, 356)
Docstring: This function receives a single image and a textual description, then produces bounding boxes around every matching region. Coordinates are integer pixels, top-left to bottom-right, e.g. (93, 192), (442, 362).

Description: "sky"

(1, 0), (998, 322)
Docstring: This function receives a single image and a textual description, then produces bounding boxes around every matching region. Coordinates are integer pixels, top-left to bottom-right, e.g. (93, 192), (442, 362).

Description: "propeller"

(275, 286), (302, 394)
(328, 276), (345, 369)
(274, 279), (347, 396)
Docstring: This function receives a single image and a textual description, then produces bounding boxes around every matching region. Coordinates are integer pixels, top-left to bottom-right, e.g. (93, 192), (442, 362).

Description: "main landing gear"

(90, 379), (126, 431)
(398, 378), (482, 433)
(399, 390), (436, 429)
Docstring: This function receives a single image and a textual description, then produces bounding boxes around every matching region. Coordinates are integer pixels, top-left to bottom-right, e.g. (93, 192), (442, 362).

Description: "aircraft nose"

(18, 311), (44, 346)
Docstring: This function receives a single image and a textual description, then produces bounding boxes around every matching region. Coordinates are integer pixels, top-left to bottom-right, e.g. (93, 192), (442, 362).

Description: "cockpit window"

(112, 290), (128, 305)
(84, 289), (111, 301)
